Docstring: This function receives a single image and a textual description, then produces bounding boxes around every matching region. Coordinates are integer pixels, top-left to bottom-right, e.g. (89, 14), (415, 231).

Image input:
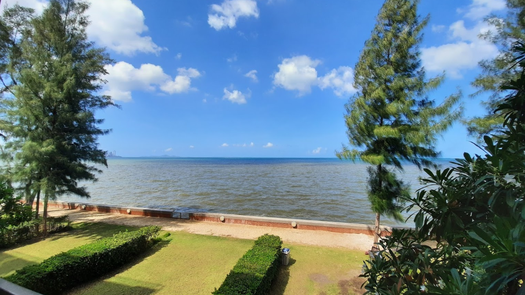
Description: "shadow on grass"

(269, 258), (296, 295)
(66, 238), (171, 295)
(0, 253), (36, 277)
(46, 222), (140, 242)
(68, 281), (158, 295)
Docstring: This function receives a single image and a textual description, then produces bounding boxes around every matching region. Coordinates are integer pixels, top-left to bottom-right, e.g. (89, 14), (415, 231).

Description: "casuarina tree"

(1, 0), (114, 235)
(337, 0), (461, 246)
(468, 0), (525, 139)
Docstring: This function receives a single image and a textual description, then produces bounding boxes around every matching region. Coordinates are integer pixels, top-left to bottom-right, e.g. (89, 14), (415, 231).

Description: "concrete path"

(48, 208), (373, 251)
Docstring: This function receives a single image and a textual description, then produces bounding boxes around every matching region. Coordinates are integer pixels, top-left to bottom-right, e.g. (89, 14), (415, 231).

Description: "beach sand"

(48, 208), (374, 251)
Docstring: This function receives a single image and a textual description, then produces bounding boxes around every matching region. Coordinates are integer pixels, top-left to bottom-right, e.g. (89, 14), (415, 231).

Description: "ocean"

(59, 157), (454, 226)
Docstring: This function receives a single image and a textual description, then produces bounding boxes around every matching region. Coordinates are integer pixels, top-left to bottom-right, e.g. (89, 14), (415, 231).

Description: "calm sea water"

(60, 158), (454, 226)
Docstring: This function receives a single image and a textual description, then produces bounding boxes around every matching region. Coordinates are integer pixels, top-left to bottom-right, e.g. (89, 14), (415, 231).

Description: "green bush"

(213, 234), (282, 295)
(0, 216), (71, 249)
(4, 225), (160, 294)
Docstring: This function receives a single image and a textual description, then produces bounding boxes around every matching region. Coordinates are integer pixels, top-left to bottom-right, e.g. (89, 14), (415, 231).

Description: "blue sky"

(1, 0), (507, 158)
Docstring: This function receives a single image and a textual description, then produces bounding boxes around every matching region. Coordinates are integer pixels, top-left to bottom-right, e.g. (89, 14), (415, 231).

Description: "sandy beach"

(48, 208), (374, 251)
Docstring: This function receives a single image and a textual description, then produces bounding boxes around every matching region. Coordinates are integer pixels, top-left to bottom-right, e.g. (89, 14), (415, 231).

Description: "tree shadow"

(0, 253), (36, 277)
(46, 222), (140, 242)
(66, 281), (159, 295)
(269, 258), (296, 295)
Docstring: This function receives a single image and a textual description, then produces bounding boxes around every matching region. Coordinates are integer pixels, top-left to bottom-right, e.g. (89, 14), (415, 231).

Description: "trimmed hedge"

(4, 225), (160, 295)
(0, 216), (71, 249)
(213, 234), (282, 295)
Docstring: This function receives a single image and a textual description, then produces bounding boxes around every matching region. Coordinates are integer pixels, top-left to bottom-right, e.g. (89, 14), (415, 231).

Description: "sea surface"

(60, 158), (454, 226)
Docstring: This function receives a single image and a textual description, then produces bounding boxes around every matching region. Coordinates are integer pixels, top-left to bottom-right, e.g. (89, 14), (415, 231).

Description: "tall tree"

(337, 0), (461, 246)
(1, 0), (114, 235)
(468, 0), (525, 138)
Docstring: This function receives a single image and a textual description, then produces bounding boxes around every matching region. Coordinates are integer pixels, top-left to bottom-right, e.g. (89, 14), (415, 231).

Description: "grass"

(0, 222), (136, 277)
(68, 232), (254, 295)
(270, 244), (366, 295)
(0, 222), (367, 295)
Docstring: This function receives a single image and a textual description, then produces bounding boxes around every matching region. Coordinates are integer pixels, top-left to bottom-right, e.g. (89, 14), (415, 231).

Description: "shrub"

(4, 226), (160, 294)
(0, 216), (71, 249)
(214, 234), (282, 295)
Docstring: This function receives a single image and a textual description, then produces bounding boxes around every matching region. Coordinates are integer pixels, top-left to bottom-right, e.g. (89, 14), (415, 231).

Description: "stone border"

(43, 201), (394, 237)
(0, 278), (41, 295)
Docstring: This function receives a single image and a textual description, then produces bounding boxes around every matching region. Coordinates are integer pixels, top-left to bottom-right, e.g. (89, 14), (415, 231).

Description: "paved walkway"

(49, 208), (373, 251)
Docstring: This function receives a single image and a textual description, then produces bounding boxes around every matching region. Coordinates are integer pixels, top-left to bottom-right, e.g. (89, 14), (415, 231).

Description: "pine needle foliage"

(337, 0), (461, 243)
(468, 0), (525, 139)
(0, 0), (114, 232)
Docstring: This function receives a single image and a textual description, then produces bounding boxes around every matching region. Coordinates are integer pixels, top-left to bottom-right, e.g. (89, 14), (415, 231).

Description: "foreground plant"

(361, 42), (525, 295)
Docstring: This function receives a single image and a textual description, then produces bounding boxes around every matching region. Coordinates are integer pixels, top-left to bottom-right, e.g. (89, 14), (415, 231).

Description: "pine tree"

(468, 0), (525, 139)
(1, 0), (114, 235)
(337, 0), (461, 246)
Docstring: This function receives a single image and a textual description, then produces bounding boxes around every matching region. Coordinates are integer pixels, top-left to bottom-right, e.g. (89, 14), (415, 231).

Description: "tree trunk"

(374, 163), (383, 249)
(43, 195), (48, 239)
(374, 212), (381, 245)
(34, 190), (40, 219)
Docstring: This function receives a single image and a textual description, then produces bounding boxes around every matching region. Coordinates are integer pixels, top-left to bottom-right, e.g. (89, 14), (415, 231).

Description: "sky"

(0, 0), (509, 158)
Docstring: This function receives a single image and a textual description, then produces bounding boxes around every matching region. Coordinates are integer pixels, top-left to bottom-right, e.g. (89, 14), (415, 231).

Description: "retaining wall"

(42, 201), (393, 237)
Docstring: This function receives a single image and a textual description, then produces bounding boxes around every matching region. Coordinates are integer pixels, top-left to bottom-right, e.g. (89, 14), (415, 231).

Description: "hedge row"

(4, 225), (161, 295)
(0, 216), (71, 249)
(213, 234), (282, 295)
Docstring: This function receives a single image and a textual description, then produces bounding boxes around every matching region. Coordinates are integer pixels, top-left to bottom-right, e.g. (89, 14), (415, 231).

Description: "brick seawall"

(42, 201), (393, 237)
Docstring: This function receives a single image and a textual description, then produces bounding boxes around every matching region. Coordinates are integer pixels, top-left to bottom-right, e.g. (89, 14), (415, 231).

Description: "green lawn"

(1, 222), (366, 295)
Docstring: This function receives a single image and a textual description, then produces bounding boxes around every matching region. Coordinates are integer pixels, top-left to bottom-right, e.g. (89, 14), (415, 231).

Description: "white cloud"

(273, 55), (320, 96)
(0, 0), (164, 56)
(461, 0), (506, 20)
(312, 147), (322, 154)
(165, 147), (172, 152)
(223, 88), (247, 104)
(227, 54), (238, 62)
(0, 0), (46, 14)
(250, 142), (254, 147)
(432, 25), (446, 33)
(221, 143), (229, 147)
(318, 66), (356, 97)
(273, 55), (356, 97)
(86, 0), (164, 55)
(189, 145), (194, 149)
(421, 2), (500, 79)
(245, 70), (258, 82)
(176, 53), (182, 60)
(208, 0), (259, 30)
(422, 41), (498, 78)
(103, 62), (201, 102)
(263, 142), (273, 148)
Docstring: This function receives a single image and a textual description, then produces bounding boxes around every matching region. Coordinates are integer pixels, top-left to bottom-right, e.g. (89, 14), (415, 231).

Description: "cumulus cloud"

(273, 55), (320, 96)
(221, 143), (229, 147)
(86, 0), (164, 55)
(189, 145), (194, 149)
(208, 0), (259, 30)
(263, 142), (273, 148)
(421, 1), (501, 79)
(103, 62), (201, 102)
(245, 70), (258, 82)
(165, 147), (172, 152)
(175, 53), (182, 60)
(318, 66), (356, 97)
(312, 147), (322, 154)
(1, 0), (164, 56)
(250, 142), (254, 147)
(223, 87), (248, 104)
(273, 55), (356, 97)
